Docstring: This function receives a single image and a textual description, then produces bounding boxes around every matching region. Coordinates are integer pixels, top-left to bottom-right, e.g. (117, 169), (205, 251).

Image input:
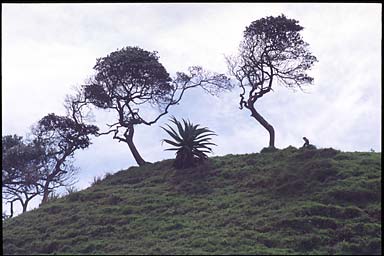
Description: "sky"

(2, 3), (382, 215)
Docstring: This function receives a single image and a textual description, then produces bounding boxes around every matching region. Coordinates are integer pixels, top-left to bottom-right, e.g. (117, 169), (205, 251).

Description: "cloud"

(2, 3), (381, 216)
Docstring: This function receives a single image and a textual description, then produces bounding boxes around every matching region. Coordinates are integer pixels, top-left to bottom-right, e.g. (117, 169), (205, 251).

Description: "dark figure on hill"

(302, 137), (310, 148)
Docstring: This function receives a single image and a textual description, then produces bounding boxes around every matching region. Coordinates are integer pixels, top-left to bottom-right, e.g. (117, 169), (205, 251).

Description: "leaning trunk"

(248, 105), (275, 148)
(41, 191), (49, 204)
(125, 126), (148, 166)
(126, 138), (147, 166)
(40, 155), (68, 205)
(41, 181), (51, 205)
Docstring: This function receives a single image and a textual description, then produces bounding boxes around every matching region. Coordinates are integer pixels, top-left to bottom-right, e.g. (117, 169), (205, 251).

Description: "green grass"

(2, 146), (381, 255)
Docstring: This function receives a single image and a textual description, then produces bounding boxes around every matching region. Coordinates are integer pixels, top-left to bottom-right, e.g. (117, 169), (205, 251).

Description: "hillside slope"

(3, 147), (382, 255)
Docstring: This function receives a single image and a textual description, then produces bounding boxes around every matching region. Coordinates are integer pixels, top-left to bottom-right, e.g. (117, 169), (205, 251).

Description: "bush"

(281, 145), (298, 154)
(46, 192), (61, 203)
(91, 175), (103, 186)
(260, 147), (279, 153)
(317, 148), (340, 158)
(68, 192), (83, 202)
(162, 117), (216, 169)
(40, 240), (60, 254)
(327, 189), (380, 204)
(65, 186), (79, 195)
(106, 194), (122, 205)
(295, 148), (317, 159)
(305, 144), (317, 150)
(104, 172), (113, 179)
(295, 234), (324, 251)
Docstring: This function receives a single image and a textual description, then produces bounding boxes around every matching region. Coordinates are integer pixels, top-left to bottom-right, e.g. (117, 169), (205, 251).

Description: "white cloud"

(2, 3), (381, 216)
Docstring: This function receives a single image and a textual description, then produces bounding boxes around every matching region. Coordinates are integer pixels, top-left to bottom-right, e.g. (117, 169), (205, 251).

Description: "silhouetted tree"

(32, 113), (98, 204)
(227, 14), (317, 148)
(2, 135), (44, 215)
(2, 112), (99, 215)
(79, 46), (230, 166)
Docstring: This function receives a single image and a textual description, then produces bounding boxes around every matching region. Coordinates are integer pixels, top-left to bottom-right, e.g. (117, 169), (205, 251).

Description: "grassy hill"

(2, 147), (381, 255)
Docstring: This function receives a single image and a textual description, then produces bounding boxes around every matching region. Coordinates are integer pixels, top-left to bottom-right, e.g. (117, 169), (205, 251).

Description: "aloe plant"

(162, 117), (216, 169)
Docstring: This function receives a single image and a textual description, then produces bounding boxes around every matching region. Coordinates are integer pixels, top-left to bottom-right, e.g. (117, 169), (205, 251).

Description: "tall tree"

(227, 14), (317, 148)
(32, 113), (99, 204)
(79, 46), (230, 166)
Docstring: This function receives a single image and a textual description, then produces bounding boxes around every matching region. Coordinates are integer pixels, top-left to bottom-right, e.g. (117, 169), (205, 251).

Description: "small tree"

(32, 113), (98, 204)
(2, 135), (44, 215)
(80, 46), (230, 166)
(227, 14), (317, 148)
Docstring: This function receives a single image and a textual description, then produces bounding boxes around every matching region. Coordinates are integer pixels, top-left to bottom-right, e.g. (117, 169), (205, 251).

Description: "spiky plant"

(162, 117), (216, 169)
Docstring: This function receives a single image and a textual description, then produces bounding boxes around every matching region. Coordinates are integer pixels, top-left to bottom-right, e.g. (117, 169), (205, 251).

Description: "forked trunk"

(248, 105), (275, 148)
(22, 201), (28, 213)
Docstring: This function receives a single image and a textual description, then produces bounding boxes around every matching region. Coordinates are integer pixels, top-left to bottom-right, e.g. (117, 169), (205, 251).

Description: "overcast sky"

(2, 3), (382, 214)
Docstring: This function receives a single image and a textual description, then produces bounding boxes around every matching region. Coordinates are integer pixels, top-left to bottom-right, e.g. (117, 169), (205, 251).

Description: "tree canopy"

(84, 46), (173, 110)
(32, 113), (99, 204)
(78, 46), (231, 166)
(227, 14), (317, 148)
(2, 113), (99, 218)
(2, 135), (45, 216)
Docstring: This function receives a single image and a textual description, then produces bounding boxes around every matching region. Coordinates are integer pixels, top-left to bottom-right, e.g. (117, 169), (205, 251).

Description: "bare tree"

(77, 46), (231, 166)
(227, 14), (317, 148)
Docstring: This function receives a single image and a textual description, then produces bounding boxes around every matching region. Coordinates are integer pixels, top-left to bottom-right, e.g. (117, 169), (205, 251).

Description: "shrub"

(260, 147), (279, 153)
(104, 172), (113, 179)
(40, 240), (61, 254)
(91, 175), (103, 186)
(46, 192), (61, 203)
(306, 144), (317, 150)
(65, 186), (79, 195)
(106, 194), (122, 205)
(68, 192), (83, 202)
(43, 205), (64, 214)
(162, 117), (216, 169)
(281, 145), (298, 154)
(295, 148), (318, 159)
(317, 148), (340, 158)
(327, 189), (380, 204)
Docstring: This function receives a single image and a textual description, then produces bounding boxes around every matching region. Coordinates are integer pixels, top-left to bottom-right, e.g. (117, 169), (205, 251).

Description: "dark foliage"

(2, 113), (99, 217)
(80, 46), (231, 166)
(2, 135), (45, 216)
(227, 14), (317, 148)
(260, 147), (279, 153)
(33, 113), (99, 204)
(162, 117), (216, 169)
(85, 46), (173, 110)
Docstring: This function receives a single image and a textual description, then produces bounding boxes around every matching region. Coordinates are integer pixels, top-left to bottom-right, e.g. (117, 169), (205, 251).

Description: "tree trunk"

(127, 138), (147, 166)
(41, 181), (51, 205)
(22, 201), (28, 213)
(125, 126), (148, 166)
(9, 200), (15, 218)
(40, 155), (68, 205)
(248, 105), (275, 148)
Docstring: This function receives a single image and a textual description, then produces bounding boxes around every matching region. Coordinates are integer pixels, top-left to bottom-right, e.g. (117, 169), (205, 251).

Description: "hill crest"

(3, 147), (382, 255)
